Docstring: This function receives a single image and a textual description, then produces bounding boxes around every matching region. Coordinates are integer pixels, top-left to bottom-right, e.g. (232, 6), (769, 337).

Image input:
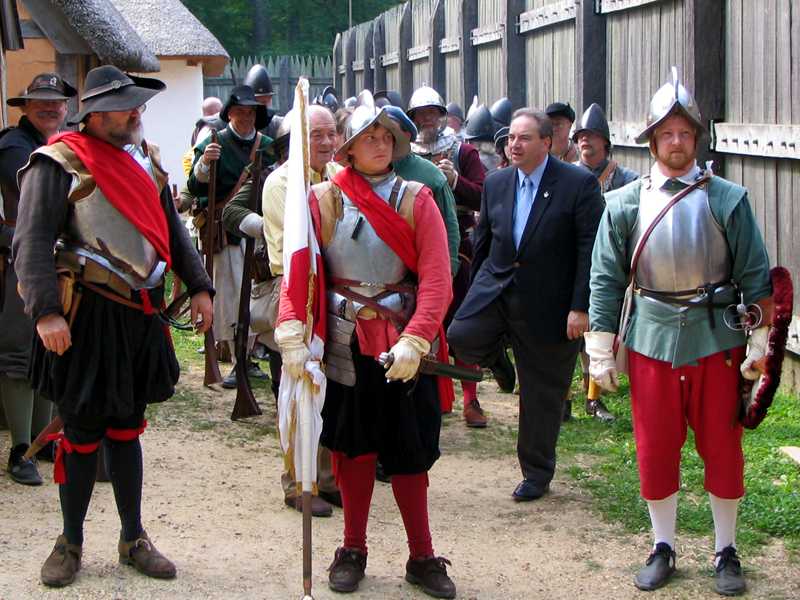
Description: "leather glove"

(385, 334), (430, 382)
(584, 331), (619, 392)
(274, 319), (310, 379)
(741, 326), (768, 380)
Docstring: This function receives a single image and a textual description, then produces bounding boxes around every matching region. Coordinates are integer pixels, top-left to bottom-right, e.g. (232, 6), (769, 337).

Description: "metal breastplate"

(324, 180), (409, 298)
(631, 182), (731, 292)
(61, 177), (165, 290)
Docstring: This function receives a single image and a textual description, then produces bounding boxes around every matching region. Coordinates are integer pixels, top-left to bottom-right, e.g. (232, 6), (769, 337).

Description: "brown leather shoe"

(118, 530), (176, 579)
(41, 535), (81, 587)
(328, 546), (367, 593)
(405, 556), (456, 599)
(585, 399), (616, 423)
(284, 494), (333, 517)
(463, 400), (487, 428)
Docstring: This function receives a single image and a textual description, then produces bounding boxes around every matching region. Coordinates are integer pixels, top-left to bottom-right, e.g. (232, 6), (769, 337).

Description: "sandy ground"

(1, 365), (797, 600)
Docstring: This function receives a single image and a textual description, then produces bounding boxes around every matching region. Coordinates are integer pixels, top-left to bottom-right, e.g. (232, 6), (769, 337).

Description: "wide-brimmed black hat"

(220, 85), (269, 131)
(7, 73), (77, 107)
(66, 65), (165, 125)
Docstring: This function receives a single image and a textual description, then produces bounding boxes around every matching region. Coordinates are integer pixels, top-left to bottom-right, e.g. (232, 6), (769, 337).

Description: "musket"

(378, 352), (484, 382)
(231, 155), (263, 420)
(202, 131), (223, 386)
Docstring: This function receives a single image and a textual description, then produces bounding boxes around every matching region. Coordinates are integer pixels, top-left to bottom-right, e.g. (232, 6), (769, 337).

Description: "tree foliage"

(183, 0), (400, 58)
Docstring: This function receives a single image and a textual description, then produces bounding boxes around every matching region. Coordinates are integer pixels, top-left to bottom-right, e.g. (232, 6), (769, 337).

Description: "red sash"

(50, 132), (171, 268)
(332, 167), (455, 410)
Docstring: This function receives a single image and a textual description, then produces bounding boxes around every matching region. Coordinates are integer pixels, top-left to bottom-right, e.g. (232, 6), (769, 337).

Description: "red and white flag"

(277, 78), (327, 492)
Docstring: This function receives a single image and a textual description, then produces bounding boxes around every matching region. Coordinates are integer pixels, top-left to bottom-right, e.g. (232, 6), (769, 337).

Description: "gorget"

(411, 127), (460, 164)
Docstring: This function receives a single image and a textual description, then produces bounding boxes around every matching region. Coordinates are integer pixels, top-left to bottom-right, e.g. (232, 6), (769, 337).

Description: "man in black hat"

(545, 102), (578, 163)
(188, 85), (272, 388)
(0, 73), (75, 486)
(13, 64), (214, 587)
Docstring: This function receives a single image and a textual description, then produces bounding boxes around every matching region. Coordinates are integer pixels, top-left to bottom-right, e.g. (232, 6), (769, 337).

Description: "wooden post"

(345, 28), (357, 98)
(56, 53), (80, 131)
(399, 1), (413, 107)
(333, 33), (342, 95)
(279, 56), (290, 114)
(684, 0), (725, 173)
(363, 22), (375, 92)
(461, 0), (479, 104)
(430, 0), (446, 95)
(504, 0), (526, 108)
(372, 15), (386, 93)
(575, 0), (606, 114)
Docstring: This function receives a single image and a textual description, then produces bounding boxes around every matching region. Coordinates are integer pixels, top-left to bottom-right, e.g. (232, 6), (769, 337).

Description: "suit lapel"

(517, 158), (558, 255)
(503, 168), (517, 247)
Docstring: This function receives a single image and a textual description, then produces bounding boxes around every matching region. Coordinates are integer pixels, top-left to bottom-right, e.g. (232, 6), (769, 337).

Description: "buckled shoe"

(405, 556), (456, 599)
(118, 530), (176, 579)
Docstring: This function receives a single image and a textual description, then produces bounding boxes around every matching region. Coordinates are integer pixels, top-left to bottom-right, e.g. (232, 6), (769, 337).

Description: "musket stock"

(203, 130), (223, 386)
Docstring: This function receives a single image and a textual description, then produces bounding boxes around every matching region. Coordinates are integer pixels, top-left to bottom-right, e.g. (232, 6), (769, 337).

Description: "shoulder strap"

(597, 159), (617, 186)
(221, 133), (263, 207)
(629, 173), (712, 282)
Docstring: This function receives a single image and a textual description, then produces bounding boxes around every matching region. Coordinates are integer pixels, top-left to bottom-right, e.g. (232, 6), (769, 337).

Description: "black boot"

(489, 348), (516, 393)
(585, 399), (616, 423)
(8, 443), (43, 486)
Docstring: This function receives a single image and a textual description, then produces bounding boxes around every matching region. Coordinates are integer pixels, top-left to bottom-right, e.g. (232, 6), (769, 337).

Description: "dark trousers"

(447, 291), (579, 486)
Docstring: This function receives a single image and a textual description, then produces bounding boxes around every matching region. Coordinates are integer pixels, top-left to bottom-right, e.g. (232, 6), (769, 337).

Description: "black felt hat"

(220, 85), (269, 131)
(7, 73), (77, 107)
(66, 65), (164, 125)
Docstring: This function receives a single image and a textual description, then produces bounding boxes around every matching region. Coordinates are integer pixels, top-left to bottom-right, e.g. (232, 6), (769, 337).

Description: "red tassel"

(140, 289), (154, 315)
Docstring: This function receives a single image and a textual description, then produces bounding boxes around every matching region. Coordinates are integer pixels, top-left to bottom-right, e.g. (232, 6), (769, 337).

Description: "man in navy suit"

(448, 108), (604, 500)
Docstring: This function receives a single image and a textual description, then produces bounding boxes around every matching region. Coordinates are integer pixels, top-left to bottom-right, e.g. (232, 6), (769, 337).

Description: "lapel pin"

(543, 191), (550, 198)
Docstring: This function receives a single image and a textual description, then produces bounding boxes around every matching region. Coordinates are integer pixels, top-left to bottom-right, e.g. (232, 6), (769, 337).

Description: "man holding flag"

(275, 88), (456, 598)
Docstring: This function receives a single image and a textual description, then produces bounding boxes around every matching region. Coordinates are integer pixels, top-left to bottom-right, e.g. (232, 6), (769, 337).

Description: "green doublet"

(589, 176), (771, 367)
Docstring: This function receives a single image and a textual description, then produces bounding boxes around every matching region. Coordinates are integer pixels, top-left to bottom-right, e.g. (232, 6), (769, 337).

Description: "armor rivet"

(111, 80), (121, 89)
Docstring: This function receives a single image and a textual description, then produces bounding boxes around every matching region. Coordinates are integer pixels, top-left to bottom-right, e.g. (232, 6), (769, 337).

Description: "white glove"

(740, 326), (768, 380)
(584, 331), (619, 392)
(385, 335), (430, 382)
(238, 212), (265, 240)
(274, 319), (310, 379)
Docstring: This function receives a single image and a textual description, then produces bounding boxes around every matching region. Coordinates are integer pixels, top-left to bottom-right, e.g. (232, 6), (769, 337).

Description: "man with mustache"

(188, 85), (273, 388)
(13, 65), (214, 587)
(587, 69), (772, 595)
(222, 104), (343, 517)
(0, 74), (75, 486)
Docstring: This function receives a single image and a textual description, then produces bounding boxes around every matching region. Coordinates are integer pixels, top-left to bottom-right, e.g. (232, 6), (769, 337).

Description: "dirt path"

(1, 366), (797, 600)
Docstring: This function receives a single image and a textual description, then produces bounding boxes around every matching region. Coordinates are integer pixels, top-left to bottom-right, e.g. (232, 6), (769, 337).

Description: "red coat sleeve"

(453, 143), (485, 210)
(403, 186), (453, 342)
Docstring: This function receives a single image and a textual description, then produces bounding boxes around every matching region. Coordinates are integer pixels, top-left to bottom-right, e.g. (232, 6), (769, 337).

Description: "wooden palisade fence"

(334, 0), (800, 368)
(204, 54), (333, 114)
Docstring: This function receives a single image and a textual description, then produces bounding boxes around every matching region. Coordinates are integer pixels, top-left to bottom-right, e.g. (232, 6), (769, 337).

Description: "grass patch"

(559, 367), (800, 554)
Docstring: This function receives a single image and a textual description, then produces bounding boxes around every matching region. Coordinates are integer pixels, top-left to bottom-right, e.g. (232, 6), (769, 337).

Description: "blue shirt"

(513, 155), (549, 249)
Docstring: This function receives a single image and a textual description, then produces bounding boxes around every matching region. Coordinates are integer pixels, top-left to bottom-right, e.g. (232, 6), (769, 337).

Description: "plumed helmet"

(571, 103), (610, 144)
(406, 85), (446, 119)
(446, 101), (464, 122)
(374, 89), (404, 109)
(635, 66), (704, 144)
(243, 64), (274, 96)
(490, 97), (513, 128)
(464, 103), (496, 142)
(334, 90), (410, 162)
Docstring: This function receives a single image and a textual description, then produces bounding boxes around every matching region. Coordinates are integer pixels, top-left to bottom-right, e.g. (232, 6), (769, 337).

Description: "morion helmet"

(464, 103), (496, 143)
(334, 90), (410, 162)
(489, 97), (513, 128)
(572, 103), (610, 144)
(406, 85), (446, 119)
(243, 64), (274, 97)
(635, 66), (704, 144)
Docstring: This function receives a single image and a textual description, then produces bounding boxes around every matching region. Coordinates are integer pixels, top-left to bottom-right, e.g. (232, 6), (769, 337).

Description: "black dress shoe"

(512, 479), (549, 501)
(7, 444), (43, 486)
(490, 349), (516, 393)
(221, 368), (238, 389)
(405, 556), (456, 599)
(634, 542), (676, 591)
(328, 547), (367, 593)
(375, 461), (391, 483)
(586, 399), (616, 423)
(714, 545), (746, 596)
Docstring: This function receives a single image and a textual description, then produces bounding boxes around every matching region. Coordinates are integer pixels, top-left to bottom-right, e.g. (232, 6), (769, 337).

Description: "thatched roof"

(111, 0), (229, 76)
(48, 0), (160, 71)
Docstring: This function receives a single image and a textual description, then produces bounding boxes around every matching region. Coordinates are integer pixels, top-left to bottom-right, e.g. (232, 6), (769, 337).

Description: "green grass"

(558, 368), (800, 554)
